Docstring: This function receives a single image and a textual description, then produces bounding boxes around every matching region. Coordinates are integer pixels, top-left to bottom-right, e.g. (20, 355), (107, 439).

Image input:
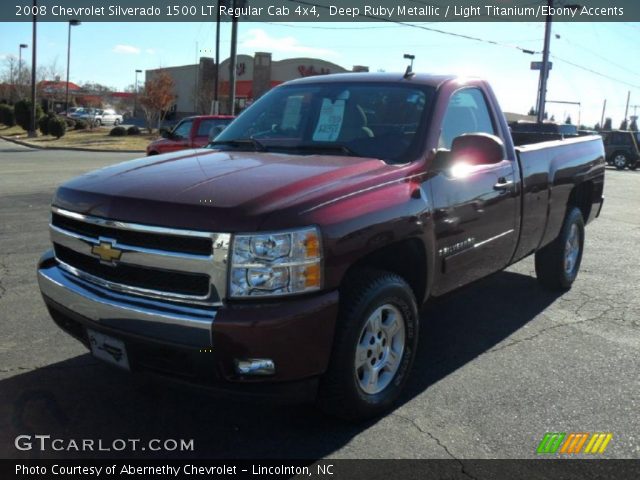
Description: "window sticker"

(281, 95), (303, 130)
(313, 92), (349, 142)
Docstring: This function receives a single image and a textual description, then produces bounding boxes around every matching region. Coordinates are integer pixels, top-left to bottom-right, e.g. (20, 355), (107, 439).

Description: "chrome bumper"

(38, 253), (216, 348)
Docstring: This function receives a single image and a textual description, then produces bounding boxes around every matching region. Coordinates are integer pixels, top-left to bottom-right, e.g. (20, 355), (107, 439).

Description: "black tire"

(114, 119), (120, 126)
(94, 119), (101, 127)
(612, 152), (628, 170)
(317, 269), (419, 421)
(535, 207), (585, 291)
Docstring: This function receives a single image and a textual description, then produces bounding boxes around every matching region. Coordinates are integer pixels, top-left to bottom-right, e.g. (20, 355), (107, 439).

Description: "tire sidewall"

(339, 279), (418, 415)
(560, 208), (585, 286)
(613, 152), (628, 169)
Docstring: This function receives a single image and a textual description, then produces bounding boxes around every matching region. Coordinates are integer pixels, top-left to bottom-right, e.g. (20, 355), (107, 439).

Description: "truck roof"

(283, 72), (461, 88)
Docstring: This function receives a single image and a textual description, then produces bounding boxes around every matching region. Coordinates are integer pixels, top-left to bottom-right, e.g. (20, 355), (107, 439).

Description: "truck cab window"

(439, 88), (496, 149)
(173, 120), (193, 139)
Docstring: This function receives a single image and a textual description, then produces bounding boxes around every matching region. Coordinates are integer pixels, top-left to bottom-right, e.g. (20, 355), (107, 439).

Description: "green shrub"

(74, 119), (88, 130)
(64, 117), (76, 129)
(48, 116), (67, 139)
(127, 125), (141, 136)
(38, 115), (51, 135)
(0, 104), (15, 126)
(109, 126), (127, 137)
(14, 100), (43, 131)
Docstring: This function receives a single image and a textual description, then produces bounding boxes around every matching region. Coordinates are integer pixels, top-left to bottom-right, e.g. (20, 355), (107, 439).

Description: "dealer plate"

(87, 329), (130, 370)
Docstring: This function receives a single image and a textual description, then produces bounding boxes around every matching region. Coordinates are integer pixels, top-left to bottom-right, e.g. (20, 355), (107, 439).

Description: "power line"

(288, 0), (540, 54)
(550, 54), (640, 90)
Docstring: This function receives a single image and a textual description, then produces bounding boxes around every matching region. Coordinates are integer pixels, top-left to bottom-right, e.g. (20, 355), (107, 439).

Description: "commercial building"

(145, 52), (369, 117)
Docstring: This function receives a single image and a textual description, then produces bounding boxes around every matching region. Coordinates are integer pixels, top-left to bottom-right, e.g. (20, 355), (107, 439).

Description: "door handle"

(493, 177), (513, 192)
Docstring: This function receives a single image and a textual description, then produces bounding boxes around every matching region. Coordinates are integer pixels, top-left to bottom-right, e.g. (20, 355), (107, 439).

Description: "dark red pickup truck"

(38, 73), (605, 420)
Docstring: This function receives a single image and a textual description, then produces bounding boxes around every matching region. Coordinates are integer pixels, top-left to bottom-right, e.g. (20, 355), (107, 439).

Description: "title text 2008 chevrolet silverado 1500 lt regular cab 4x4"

(37, 73), (605, 420)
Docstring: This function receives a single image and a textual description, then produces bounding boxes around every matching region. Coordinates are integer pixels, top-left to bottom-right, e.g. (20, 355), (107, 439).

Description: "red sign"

(298, 65), (331, 77)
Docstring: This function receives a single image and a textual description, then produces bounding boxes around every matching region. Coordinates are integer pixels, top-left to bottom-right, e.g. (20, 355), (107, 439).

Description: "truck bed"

(512, 135), (605, 261)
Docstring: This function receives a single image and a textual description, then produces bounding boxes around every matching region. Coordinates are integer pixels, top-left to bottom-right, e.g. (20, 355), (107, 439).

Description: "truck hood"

(53, 149), (399, 231)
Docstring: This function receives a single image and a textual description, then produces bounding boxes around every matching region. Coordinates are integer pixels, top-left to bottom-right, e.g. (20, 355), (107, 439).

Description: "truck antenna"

(403, 54), (415, 78)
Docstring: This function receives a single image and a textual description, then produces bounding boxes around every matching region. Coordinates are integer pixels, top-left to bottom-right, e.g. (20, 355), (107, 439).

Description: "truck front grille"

(49, 207), (230, 305)
(54, 244), (210, 297)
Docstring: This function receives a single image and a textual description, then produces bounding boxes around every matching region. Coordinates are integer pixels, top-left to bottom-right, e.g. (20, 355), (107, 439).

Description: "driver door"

(166, 119), (194, 152)
(429, 88), (518, 294)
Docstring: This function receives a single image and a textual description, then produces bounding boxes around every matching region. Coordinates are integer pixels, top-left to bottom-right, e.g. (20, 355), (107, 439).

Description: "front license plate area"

(87, 329), (130, 370)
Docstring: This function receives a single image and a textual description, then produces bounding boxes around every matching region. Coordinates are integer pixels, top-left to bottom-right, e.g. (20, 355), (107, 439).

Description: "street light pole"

(28, 0), (37, 137)
(229, 0), (239, 115)
(18, 44), (28, 99)
(134, 69), (142, 117)
(65, 19), (81, 114)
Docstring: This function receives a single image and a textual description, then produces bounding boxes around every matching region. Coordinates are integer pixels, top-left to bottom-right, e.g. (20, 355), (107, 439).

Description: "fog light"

(235, 358), (275, 376)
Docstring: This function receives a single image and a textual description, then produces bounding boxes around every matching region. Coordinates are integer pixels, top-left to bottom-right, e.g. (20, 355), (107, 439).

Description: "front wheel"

(317, 269), (419, 421)
(114, 119), (120, 126)
(535, 207), (585, 291)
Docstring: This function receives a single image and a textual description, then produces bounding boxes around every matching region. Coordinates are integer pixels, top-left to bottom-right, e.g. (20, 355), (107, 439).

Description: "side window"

(439, 88), (496, 149)
(173, 120), (193, 139)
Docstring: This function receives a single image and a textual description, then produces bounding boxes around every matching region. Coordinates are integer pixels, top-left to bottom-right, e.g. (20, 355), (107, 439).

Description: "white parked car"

(95, 109), (123, 126)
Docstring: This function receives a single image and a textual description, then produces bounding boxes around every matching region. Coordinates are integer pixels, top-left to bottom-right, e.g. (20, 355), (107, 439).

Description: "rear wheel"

(94, 119), (102, 127)
(613, 152), (628, 170)
(317, 269), (419, 421)
(535, 207), (585, 291)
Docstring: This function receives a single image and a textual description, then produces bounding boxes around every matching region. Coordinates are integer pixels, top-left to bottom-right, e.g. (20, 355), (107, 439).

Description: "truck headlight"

(230, 226), (322, 298)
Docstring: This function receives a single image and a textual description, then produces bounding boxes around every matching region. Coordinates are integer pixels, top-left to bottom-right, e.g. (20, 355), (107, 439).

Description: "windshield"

(213, 82), (435, 163)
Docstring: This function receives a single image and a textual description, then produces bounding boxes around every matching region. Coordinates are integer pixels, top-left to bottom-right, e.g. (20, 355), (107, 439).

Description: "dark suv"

(601, 130), (640, 170)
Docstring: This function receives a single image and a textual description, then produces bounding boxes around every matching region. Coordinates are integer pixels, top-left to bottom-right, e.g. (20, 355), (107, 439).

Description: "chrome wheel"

(614, 154), (627, 169)
(564, 223), (580, 275)
(355, 304), (406, 395)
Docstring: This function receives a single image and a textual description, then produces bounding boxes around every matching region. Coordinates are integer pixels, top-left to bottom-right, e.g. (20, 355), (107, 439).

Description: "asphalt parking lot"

(0, 138), (638, 461)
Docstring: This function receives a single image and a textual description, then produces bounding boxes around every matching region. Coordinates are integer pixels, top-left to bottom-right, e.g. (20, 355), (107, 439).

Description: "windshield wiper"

(209, 138), (266, 152)
(273, 144), (360, 157)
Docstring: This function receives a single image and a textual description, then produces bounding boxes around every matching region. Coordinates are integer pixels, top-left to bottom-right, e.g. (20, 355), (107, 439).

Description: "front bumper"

(37, 251), (339, 398)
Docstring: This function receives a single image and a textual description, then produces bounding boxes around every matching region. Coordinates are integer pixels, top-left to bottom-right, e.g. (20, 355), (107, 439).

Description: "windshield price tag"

(313, 99), (346, 142)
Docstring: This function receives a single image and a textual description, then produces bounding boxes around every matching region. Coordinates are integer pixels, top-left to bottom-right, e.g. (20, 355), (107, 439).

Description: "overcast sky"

(1, 20), (639, 126)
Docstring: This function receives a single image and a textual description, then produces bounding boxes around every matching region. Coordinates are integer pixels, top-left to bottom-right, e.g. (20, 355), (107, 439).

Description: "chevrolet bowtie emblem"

(91, 241), (122, 263)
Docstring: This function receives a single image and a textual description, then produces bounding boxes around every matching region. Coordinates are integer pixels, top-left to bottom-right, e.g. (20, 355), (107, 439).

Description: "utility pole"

(624, 91), (630, 124)
(28, 0), (37, 137)
(133, 69), (142, 117)
(600, 99), (607, 129)
(229, 0), (239, 115)
(214, 1), (222, 114)
(536, 0), (553, 123)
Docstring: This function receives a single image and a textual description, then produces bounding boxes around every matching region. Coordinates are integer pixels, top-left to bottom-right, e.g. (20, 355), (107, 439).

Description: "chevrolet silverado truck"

(38, 73), (605, 420)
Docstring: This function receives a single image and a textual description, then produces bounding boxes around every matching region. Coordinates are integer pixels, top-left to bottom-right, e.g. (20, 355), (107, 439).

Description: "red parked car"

(146, 115), (235, 155)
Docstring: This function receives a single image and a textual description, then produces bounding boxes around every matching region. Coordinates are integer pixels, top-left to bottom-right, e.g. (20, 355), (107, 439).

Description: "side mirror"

(208, 125), (226, 143)
(159, 127), (171, 139)
(450, 133), (504, 166)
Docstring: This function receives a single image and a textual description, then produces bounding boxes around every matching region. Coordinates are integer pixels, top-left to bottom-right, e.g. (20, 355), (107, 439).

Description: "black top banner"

(2, 0), (640, 22)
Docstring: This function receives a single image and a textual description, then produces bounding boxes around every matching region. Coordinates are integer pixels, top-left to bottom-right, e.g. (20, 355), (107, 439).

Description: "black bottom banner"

(3, 459), (640, 480)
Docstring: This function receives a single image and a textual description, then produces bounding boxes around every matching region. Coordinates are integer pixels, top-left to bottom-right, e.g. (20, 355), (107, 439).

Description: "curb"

(0, 135), (145, 154)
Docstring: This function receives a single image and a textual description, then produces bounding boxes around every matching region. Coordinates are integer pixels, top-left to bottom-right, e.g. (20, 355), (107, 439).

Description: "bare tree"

(139, 70), (176, 133)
